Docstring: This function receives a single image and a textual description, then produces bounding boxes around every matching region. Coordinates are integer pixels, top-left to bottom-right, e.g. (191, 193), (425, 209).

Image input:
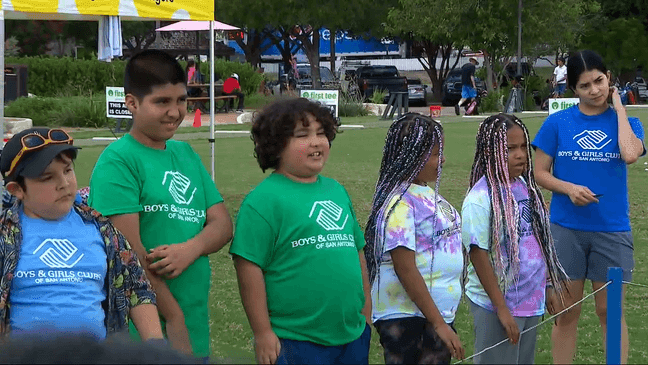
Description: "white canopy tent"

(0, 0), (220, 180)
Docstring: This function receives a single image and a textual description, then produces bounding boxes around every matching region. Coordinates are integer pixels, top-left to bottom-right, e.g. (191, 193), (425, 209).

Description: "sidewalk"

(74, 111), (248, 147)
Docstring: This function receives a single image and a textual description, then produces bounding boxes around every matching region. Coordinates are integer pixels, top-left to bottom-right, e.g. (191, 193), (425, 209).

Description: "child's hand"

(566, 184), (599, 206)
(496, 307), (520, 344)
(434, 323), (465, 360)
(254, 330), (281, 364)
(147, 243), (199, 279)
(166, 316), (193, 355)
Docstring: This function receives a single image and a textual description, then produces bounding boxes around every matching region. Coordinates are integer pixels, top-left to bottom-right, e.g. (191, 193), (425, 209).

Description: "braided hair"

(365, 113), (444, 285)
(469, 113), (568, 295)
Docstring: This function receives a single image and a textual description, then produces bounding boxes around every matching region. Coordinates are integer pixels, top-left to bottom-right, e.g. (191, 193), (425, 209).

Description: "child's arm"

(534, 149), (599, 206)
(109, 213), (193, 355)
(391, 247), (465, 359)
(358, 250), (372, 325)
(233, 256), (281, 365)
(130, 304), (165, 341)
(146, 202), (233, 279)
(469, 246), (520, 344)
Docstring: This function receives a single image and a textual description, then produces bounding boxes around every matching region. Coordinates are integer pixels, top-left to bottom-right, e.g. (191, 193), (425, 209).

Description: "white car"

(408, 79), (428, 106)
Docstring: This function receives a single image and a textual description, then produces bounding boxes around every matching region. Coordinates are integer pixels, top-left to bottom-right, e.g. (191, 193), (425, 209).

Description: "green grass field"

(73, 109), (648, 364)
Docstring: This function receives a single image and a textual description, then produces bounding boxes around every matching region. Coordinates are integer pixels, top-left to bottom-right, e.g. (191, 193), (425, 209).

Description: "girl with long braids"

(366, 113), (465, 364)
(462, 113), (568, 364)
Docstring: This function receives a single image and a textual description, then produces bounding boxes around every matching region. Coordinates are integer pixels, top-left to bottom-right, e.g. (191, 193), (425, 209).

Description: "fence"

(455, 267), (641, 365)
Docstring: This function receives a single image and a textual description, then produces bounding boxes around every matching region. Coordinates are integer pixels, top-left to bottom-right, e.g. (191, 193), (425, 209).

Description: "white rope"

(623, 281), (648, 289)
(454, 281), (612, 364)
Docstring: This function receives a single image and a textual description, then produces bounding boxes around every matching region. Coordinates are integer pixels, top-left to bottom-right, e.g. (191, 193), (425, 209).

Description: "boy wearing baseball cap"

(0, 127), (163, 341)
(223, 73), (245, 112)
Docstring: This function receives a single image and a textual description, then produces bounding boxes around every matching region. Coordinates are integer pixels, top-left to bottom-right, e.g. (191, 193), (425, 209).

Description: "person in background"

(455, 57), (479, 115)
(552, 57), (568, 97)
(223, 73), (245, 113)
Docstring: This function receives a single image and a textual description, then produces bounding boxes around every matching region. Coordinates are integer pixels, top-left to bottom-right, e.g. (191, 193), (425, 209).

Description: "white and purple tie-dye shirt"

(461, 176), (547, 317)
(372, 184), (463, 324)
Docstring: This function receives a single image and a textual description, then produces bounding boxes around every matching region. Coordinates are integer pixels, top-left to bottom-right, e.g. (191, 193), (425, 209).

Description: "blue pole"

(606, 267), (623, 365)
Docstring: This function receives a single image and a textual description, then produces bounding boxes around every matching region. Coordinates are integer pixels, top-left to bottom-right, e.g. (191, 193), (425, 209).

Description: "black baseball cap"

(0, 127), (78, 182)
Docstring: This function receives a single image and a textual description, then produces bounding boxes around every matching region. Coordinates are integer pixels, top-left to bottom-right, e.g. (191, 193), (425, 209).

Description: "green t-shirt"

(88, 133), (223, 357)
(229, 173), (366, 346)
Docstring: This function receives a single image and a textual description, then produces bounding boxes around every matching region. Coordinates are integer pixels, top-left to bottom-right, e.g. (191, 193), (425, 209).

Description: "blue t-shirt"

(9, 206), (108, 340)
(532, 106), (645, 232)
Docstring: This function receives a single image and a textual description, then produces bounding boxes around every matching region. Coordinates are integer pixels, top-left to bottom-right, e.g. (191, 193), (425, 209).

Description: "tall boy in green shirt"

(89, 50), (233, 359)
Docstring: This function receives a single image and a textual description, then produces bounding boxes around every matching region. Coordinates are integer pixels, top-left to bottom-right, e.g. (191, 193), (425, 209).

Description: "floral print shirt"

(0, 199), (156, 335)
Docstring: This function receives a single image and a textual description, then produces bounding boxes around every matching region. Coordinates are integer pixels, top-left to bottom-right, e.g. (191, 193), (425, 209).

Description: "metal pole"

(209, 20), (215, 181)
(517, 0), (522, 76)
(606, 267), (623, 365)
(1, 10), (5, 149)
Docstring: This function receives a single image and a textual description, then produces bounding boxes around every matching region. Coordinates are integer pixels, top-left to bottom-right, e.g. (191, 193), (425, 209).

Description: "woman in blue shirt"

(532, 50), (646, 364)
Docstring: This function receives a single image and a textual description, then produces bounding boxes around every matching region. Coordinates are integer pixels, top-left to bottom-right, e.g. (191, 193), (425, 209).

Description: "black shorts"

(374, 317), (455, 364)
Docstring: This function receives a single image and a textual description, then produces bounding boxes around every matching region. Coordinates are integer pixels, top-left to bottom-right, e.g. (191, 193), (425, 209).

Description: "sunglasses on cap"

(6, 129), (73, 177)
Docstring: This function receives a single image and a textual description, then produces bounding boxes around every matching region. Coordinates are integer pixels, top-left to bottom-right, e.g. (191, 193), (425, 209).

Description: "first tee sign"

(106, 87), (132, 119)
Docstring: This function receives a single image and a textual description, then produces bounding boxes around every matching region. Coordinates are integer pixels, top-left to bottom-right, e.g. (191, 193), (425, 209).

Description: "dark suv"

(441, 69), (486, 106)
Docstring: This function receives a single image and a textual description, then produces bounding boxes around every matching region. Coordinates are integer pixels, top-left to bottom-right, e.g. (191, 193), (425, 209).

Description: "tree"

(122, 21), (158, 52)
(452, 0), (591, 90)
(387, 0), (463, 101)
(216, 0), (397, 88)
(580, 17), (648, 77)
(6, 20), (61, 56)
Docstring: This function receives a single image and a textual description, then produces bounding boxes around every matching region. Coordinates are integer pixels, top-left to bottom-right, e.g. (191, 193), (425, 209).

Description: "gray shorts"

(469, 299), (540, 364)
(551, 223), (634, 282)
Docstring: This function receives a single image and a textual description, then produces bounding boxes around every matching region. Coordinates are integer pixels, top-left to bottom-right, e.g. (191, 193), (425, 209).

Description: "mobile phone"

(593, 194), (603, 198)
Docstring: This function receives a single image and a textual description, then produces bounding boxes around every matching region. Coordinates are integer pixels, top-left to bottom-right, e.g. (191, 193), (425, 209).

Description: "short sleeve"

(89, 149), (142, 216)
(532, 116), (559, 158)
(461, 195), (491, 251)
(629, 117), (646, 156)
(229, 203), (275, 269)
(384, 197), (416, 253)
(193, 148), (224, 208)
(342, 186), (366, 252)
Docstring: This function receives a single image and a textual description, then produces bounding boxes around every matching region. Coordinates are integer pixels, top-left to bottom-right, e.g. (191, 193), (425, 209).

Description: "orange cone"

(193, 109), (202, 127)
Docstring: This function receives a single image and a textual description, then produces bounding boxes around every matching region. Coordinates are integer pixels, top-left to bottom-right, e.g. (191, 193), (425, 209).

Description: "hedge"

(6, 56), (263, 98)
(5, 95), (111, 128)
(6, 56), (125, 97)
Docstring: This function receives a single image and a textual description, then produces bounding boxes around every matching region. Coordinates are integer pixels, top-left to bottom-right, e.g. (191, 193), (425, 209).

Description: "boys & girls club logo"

(34, 239), (84, 269)
(309, 200), (349, 231)
(573, 130), (612, 150)
(163, 171), (197, 205)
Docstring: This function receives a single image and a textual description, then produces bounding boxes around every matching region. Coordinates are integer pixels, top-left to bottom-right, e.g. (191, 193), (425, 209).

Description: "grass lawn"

(74, 109), (648, 364)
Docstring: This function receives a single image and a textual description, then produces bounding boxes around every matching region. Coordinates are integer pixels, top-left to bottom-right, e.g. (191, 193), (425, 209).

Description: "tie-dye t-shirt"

(372, 184), (463, 324)
(461, 176), (547, 317)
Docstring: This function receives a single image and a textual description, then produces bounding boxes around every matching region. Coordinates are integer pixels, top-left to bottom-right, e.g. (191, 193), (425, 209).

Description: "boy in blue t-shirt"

(0, 127), (162, 340)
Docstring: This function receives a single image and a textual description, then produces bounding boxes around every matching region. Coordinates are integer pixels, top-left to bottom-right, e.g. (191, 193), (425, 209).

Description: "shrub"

(480, 88), (506, 113)
(6, 95), (110, 128)
(7, 56), (263, 99)
(196, 59), (264, 96)
(370, 88), (388, 104)
(6, 56), (125, 97)
(339, 92), (369, 117)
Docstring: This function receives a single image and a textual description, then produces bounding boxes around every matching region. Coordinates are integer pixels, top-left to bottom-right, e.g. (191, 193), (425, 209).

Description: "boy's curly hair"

(251, 97), (340, 172)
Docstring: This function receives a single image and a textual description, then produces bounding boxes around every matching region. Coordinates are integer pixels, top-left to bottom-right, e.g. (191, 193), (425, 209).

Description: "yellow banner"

(2, 0), (214, 20)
